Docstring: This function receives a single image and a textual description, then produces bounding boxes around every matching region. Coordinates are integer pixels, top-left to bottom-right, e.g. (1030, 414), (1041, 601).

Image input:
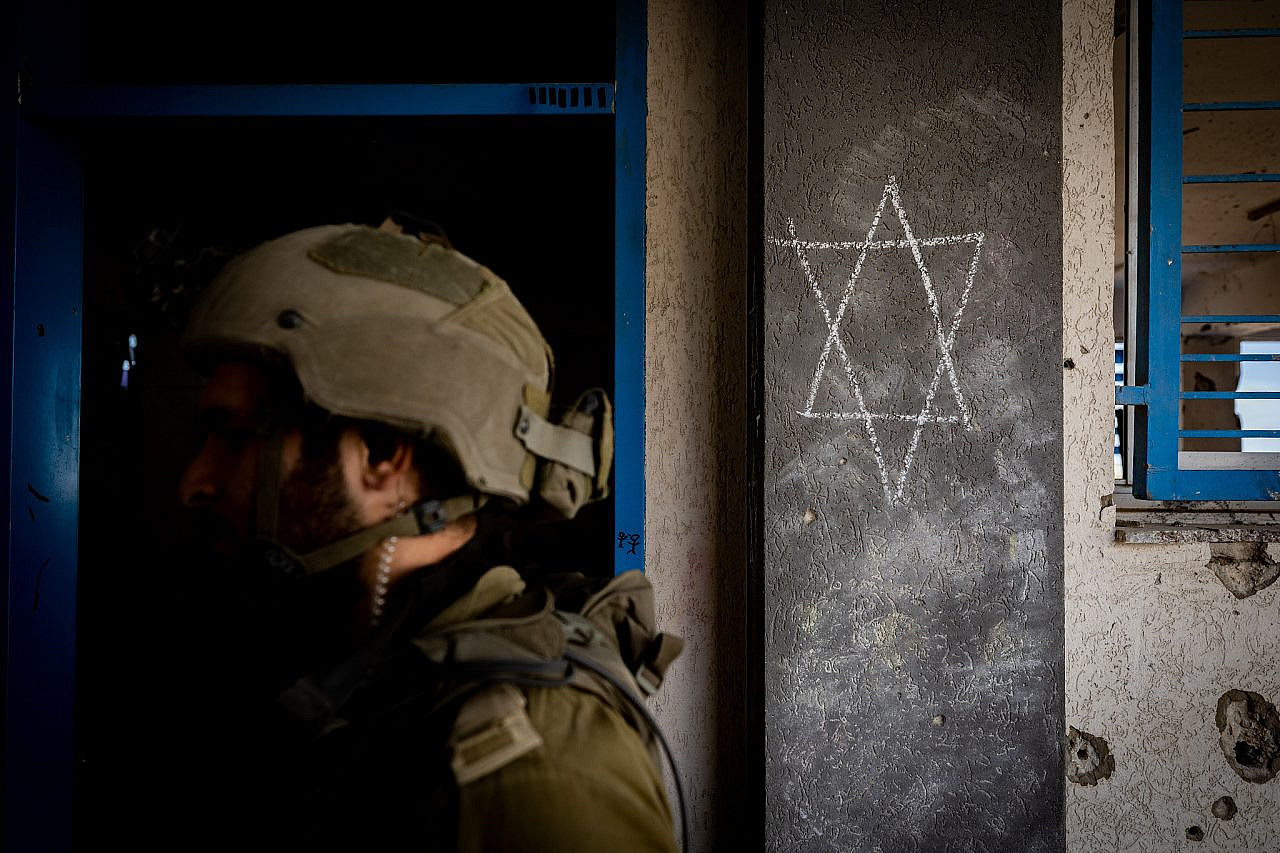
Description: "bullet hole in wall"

(1208, 543), (1279, 599)
(1065, 727), (1115, 786)
(1063, 358), (1075, 369)
(1211, 796), (1237, 821)
(1216, 689), (1280, 784)
(1186, 826), (1204, 842)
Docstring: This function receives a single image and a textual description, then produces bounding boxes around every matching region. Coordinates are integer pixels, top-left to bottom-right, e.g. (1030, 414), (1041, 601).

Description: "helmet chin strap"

(253, 428), (486, 578)
(293, 494), (488, 575)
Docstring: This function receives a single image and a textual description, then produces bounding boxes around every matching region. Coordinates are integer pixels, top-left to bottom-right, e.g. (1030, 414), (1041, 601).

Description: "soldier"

(174, 221), (681, 850)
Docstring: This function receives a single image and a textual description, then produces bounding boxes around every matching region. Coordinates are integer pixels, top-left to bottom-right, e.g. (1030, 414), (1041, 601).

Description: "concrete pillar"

(761, 1), (1066, 848)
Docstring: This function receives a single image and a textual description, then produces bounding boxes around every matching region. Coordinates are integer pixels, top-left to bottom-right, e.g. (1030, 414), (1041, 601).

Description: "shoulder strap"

(577, 570), (684, 696)
(412, 567), (688, 853)
(448, 683), (544, 786)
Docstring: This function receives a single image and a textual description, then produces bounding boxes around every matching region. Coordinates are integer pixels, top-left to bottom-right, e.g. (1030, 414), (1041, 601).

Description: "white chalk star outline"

(771, 176), (985, 505)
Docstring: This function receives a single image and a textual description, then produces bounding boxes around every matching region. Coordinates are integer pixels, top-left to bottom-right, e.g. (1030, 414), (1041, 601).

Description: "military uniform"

(244, 516), (679, 852)
(165, 222), (677, 850)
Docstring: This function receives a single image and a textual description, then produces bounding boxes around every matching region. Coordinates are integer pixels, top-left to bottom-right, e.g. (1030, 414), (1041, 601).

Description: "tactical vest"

(277, 567), (686, 850)
(413, 568), (686, 843)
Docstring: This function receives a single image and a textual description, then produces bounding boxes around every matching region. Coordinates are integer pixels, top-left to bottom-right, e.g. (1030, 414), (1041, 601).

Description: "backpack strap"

(578, 570), (685, 696)
(411, 566), (689, 853)
(558, 645), (690, 853)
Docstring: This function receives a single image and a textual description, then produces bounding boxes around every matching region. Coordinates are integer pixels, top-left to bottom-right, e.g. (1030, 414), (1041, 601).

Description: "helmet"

(183, 223), (610, 573)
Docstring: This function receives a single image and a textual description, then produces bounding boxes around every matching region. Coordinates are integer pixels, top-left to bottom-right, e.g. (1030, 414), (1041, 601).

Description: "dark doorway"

(74, 113), (615, 846)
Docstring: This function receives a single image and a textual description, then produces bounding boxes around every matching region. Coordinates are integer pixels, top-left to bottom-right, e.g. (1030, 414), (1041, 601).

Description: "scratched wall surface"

(763, 1), (1065, 849)
(1062, 1), (1280, 849)
(646, 0), (749, 850)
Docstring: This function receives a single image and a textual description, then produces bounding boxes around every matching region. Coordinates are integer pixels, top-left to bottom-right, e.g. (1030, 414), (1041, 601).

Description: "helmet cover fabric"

(183, 224), (552, 503)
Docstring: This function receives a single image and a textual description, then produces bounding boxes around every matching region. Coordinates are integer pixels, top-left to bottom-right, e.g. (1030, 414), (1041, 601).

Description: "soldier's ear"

(361, 434), (415, 493)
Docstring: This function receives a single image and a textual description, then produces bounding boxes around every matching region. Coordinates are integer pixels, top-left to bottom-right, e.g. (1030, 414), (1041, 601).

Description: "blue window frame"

(1115, 342), (1126, 479)
(5, 6), (647, 849)
(1117, 0), (1280, 500)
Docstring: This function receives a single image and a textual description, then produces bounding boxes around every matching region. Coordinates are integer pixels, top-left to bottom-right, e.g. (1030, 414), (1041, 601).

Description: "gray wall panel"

(762, 2), (1065, 849)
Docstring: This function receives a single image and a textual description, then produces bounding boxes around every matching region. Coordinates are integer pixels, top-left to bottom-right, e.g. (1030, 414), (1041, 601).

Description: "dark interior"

(75, 113), (615, 844)
(14, 2), (627, 846)
(22, 2), (614, 85)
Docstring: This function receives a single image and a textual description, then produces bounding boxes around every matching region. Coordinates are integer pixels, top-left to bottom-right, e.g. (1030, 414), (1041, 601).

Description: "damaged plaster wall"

(1063, 0), (1280, 848)
(645, 1), (748, 850)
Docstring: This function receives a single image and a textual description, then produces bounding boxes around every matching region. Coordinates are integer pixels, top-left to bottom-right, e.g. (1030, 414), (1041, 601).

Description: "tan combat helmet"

(184, 222), (611, 574)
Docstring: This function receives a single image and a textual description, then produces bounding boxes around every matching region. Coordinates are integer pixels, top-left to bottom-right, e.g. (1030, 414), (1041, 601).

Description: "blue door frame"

(5, 6), (646, 849)
(5, 116), (85, 853)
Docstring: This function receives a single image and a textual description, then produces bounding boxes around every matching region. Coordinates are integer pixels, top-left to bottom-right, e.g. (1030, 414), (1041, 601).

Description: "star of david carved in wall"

(771, 176), (985, 505)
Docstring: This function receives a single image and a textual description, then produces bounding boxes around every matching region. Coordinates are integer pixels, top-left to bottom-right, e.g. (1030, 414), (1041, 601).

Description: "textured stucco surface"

(1063, 1), (1280, 849)
(763, 2), (1065, 849)
(645, 1), (748, 850)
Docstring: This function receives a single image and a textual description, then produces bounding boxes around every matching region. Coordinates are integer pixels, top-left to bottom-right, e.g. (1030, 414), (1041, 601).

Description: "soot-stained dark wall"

(761, 1), (1065, 849)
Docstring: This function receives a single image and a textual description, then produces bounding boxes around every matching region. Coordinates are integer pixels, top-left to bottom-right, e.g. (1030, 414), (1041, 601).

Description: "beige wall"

(645, 1), (1280, 847)
(646, 0), (748, 850)
(643, 1), (1279, 847)
(1064, 1), (1280, 848)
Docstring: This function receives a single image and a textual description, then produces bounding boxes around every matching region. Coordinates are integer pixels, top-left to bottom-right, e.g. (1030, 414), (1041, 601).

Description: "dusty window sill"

(1111, 485), (1280, 543)
(1115, 521), (1280, 544)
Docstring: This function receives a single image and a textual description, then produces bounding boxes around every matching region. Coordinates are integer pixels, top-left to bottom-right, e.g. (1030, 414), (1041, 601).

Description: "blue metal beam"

(5, 117), (82, 853)
(612, 1), (646, 574)
(1182, 315), (1280, 323)
(1181, 353), (1280, 362)
(1183, 243), (1280, 253)
(1183, 101), (1280, 111)
(1183, 391), (1280, 399)
(1115, 385), (1149, 405)
(0, 49), (13, 853)
(1144, 467), (1280, 500)
(1134, 0), (1184, 499)
(25, 83), (616, 118)
(1183, 28), (1280, 38)
(1180, 430), (1280, 438)
(1183, 174), (1280, 183)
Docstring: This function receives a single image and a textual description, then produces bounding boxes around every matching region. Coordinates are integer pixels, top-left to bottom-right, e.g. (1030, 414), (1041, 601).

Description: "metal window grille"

(1117, 0), (1280, 500)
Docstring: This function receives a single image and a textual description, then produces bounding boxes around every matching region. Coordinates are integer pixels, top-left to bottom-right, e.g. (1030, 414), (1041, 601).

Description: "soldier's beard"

(235, 453), (368, 680)
(277, 452), (363, 556)
(174, 448), (369, 696)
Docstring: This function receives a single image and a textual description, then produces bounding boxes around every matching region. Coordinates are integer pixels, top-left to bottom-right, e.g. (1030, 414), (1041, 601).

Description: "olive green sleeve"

(454, 686), (677, 853)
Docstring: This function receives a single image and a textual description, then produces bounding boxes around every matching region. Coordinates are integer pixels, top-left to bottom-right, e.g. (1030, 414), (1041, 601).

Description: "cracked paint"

(1216, 689), (1280, 784)
(1208, 543), (1280, 600)
(1066, 726), (1116, 786)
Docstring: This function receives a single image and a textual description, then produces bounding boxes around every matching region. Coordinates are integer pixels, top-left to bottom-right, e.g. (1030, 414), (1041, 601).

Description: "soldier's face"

(179, 362), (272, 554)
(179, 361), (357, 556)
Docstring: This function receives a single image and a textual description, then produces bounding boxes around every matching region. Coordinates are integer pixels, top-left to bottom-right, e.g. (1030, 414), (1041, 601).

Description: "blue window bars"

(1118, 0), (1280, 500)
